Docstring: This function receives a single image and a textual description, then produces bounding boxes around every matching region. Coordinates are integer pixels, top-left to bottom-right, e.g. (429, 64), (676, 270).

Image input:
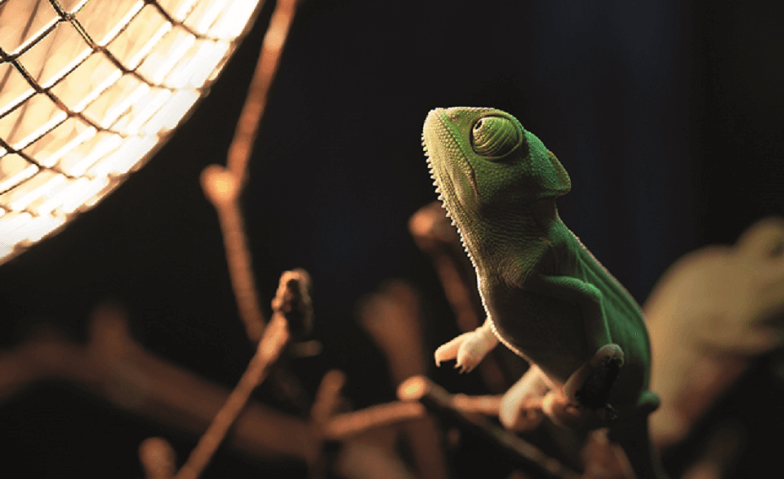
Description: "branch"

(201, 0), (302, 343)
(0, 303), (319, 464)
(398, 376), (582, 479)
(175, 313), (291, 479)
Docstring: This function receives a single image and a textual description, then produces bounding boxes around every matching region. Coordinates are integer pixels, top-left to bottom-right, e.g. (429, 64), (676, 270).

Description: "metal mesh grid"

(0, 0), (263, 263)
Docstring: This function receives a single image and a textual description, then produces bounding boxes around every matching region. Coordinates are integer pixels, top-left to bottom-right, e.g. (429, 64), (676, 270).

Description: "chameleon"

(423, 106), (665, 478)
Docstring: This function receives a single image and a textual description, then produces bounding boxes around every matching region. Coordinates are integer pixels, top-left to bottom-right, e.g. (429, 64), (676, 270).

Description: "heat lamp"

(0, 0), (264, 264)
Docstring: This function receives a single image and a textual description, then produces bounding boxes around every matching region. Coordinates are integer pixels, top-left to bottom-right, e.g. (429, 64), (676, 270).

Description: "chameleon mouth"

(423, 132), (474, 265)
(422, 109), (459, 224)
(422, 108), (479, 264)
(423, 108), (479, 201)
(423, 134), (450, 222)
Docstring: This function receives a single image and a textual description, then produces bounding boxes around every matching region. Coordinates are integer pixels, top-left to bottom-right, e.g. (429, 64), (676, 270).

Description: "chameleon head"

(422, 107), (571, 232)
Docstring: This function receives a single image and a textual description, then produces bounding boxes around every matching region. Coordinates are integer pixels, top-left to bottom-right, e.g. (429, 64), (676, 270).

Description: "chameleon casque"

(423, 107), (664, 478)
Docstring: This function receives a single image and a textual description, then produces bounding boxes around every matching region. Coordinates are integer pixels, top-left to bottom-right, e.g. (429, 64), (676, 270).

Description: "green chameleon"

(423, 106), (665, 478)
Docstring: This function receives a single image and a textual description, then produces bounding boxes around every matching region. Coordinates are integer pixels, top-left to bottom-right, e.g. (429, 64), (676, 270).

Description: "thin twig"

(176, 314), (291, 479)
(227, 0), (299, 184)
(201, 0), (301, 343)
(310, 369), (347, 428)
(202, 165), (266, 341)
(139, 437), (177, 479)
(322, 401), (427, 440)
(176, 265), (314, 479)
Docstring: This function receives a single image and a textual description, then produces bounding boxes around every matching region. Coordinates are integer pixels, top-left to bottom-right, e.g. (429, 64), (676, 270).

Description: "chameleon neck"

(461, 198), (560, 285)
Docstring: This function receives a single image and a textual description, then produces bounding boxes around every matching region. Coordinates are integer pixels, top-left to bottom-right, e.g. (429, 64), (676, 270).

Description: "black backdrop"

(1, 1), (782, 477)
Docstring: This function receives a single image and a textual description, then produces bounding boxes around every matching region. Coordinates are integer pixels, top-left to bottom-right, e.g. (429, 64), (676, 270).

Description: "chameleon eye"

(470, 116), (521, 159)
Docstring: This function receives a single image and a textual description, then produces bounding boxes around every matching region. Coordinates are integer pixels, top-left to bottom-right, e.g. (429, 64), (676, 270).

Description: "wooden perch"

(357, 280), (451, 479)
(398, 375), (582, 479)
(0, 302), (319, 464)
(0, 305), (451, 479)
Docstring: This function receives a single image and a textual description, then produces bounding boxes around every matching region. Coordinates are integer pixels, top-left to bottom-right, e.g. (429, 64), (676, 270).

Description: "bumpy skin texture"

(423, 107), (659, 428)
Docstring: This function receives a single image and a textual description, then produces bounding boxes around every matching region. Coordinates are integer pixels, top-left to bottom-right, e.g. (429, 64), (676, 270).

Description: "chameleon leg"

(564, 343), (624, 404)
(434, 318), (498, 373)
(542, 344), (625, 430)
(498, 365), (549, 431)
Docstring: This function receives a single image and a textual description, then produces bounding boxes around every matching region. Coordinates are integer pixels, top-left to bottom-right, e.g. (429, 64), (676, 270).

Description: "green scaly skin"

(423, 107), (665, 478)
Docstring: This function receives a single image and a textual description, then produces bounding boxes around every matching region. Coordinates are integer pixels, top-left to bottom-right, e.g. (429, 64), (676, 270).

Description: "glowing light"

(163, 0), (199, 22)
(139, 29), (197, 85)
(201, 165), (239, 205)
(142, 90), (200, 134)
(76, 0), (146, 47)
(187, 0), (226, 34)
(0, 63), (35, 117)
(58, 177), (111, 214)
(1, 170), (67, 212)
(0, 94), (68, 150)
(17, 213), (67, 244)
(210, 1), (263, 40)
(58, 132), (123, 177)
(123, 88), (172, 135)
(397, 376), (428, 401)
(26, 119), (96, 168)
(89, 135), (158, 177)
(0, 212), (33, 238)
(0, 155), (39, 193)
(0, 0), (265, 265)
(17, 21), (92, 89)
(0, 1), (59, 55)
(107, 5), (172, 71)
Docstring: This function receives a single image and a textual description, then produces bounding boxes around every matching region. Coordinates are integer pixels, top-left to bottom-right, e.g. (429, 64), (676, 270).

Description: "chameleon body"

(423, 107), (664, 477)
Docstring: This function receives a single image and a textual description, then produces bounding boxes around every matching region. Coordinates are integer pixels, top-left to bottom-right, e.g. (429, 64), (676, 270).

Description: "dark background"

(1, 0), (783, 477)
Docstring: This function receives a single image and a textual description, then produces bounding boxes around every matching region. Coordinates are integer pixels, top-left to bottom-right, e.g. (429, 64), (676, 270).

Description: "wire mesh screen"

(0, 0), (263, 264)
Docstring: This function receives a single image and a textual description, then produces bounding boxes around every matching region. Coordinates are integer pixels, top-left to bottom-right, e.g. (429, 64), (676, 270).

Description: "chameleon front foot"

(531, 344), (626, 430)
(434, 321), (498, 373)
(564, 344), (624, 407)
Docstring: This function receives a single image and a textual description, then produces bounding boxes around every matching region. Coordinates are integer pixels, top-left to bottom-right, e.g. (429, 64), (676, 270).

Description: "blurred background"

(1, 0), (783, 477)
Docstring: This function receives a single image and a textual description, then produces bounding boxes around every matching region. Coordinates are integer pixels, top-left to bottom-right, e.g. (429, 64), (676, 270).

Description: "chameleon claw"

(434, 321), (498, 375)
